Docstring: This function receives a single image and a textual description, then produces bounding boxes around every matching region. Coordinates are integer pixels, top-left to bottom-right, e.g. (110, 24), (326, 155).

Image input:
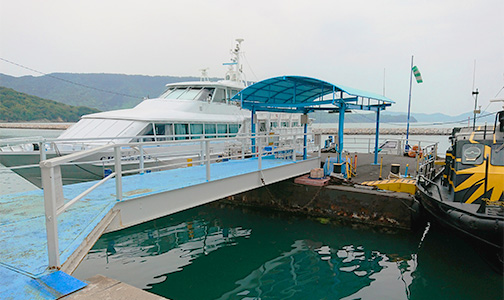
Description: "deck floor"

(0, 156), (296, 299)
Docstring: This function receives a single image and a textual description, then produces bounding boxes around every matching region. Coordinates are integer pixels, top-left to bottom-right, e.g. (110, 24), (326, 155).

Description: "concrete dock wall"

(221, 178), (420, 230)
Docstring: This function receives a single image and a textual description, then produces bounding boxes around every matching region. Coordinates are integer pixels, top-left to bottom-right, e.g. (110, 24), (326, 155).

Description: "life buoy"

(408, 145), (423, 158)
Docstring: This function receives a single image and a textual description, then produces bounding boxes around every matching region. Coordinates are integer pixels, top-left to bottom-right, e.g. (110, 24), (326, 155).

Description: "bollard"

(390, 163), (400, 175)
(379, 156), (383, 180)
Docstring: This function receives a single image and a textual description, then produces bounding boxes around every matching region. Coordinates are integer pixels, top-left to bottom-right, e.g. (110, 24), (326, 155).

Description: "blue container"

(322, 157), (339, 175)
(104, 168), (113, 177)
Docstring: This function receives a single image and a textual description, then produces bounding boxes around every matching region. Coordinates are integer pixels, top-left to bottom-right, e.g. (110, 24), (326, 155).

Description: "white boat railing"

(40, 132), (321, 269)
(322, 136), (439, 156)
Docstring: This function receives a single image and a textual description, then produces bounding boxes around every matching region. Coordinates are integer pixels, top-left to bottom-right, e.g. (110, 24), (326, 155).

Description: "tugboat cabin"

(442, 111), (504, 204)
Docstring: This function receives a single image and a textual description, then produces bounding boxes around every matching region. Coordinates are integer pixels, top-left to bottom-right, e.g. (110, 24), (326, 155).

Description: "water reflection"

(217, 240), (416, 300)
(75, 216), (251, 289)
(74, 205), (502, 300)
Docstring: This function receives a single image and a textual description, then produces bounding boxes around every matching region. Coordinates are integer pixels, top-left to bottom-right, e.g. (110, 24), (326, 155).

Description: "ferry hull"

(0, 151), (202, 187)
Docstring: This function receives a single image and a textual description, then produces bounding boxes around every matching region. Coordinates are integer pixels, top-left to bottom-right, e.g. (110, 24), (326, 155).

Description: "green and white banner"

(412, 66), (423, 83)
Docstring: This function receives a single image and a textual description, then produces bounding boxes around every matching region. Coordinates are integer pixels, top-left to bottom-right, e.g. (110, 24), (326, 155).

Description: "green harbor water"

(73, 203), (503, 300)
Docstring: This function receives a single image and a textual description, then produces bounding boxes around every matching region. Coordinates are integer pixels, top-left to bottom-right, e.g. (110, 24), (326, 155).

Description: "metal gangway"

(0, 132), (320, 299)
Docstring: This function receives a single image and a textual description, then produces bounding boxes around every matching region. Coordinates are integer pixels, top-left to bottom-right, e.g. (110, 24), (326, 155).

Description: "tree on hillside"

(0, 87), (99, 122)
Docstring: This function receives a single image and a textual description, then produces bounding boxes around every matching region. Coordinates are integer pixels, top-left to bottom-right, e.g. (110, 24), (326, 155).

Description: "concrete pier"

(221, 153), (423, 230)
(62, 275), (168, 299)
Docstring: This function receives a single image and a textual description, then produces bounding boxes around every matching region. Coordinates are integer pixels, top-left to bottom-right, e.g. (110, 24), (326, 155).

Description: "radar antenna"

(199, 68), (210, 81)
(223, 39), (247, 86)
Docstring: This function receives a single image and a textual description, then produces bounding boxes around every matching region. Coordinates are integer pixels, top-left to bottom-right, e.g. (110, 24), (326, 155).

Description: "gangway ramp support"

(110, 157), (317, 231)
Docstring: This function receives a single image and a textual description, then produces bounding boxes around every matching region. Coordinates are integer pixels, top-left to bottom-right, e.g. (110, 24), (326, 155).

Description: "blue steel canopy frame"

(233, 76), (395, 163)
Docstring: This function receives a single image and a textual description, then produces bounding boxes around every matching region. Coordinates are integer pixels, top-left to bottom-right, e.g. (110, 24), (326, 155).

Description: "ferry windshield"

(160, 87), (215, 101)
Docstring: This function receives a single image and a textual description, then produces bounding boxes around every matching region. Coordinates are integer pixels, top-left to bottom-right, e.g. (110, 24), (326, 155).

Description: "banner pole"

(406, 55), (414, 153)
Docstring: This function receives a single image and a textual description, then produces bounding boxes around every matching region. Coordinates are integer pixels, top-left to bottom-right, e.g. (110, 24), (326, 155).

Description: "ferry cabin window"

(491, 144), (504, 166)
(461, 143), (484, 165)
(174, 124), (189, 140)
(281, 121), (289, 127)
(179, 88), (203, 100)
(226, 89), (240, 101)
(270, 122), (278, 128)
(166, 124), (174, 139)
(142, 125), (155, 141)
(161, 88), (186, 99)
(155, 124), (165, 135)
(160, 87), (216, 101)
(212, 89), (226, 103)
(154, 124), (166, 141)
(197, 88), (214, 101)
(229, 124), (240, 136)
(190, 124), (203, 139)
(217, 124), (227, 137)
(259, 122), (267, 132)
(205, 124), (216, 138)
(159, 88), (174, 98)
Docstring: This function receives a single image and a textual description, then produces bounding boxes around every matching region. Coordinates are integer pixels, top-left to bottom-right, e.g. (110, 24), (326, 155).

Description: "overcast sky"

(1, 0), (503, 115)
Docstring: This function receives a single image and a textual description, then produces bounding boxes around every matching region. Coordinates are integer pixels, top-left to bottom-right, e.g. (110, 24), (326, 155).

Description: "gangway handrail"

(56, 172), (116, 215)
(39, 132), (321, 269)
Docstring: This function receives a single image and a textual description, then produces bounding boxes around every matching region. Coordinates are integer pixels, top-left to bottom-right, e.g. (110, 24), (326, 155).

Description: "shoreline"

(0, 123), (72, 130)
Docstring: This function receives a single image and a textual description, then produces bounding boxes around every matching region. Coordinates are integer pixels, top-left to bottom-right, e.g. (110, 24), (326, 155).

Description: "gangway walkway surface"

(0, 156), (318, 299)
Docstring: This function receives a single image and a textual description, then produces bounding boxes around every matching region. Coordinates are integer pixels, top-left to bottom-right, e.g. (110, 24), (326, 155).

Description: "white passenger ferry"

(0, 39), (307, 186)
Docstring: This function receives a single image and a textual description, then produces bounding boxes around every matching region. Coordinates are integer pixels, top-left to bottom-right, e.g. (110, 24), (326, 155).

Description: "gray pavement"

(320, 152), (421, 183)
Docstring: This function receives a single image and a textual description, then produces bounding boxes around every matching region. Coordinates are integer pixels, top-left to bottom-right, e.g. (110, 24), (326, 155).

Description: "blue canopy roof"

(234, 76), (394, 113)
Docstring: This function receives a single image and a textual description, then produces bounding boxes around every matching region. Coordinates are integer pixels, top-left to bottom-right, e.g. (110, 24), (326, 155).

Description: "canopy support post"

(251, 107), (256, 155)
(338, 103), (346, 163)
(373, 107), (381, 165)
(303, 113), (307, 160)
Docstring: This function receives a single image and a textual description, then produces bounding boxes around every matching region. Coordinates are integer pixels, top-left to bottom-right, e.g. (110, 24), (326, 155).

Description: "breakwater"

(0, 123), (452, 135)
(313, 127), (452, 135)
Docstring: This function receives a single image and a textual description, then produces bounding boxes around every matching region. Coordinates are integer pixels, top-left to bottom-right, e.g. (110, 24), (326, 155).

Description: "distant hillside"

(0, 73), (209, 111)
(384, 111), (497, 124)
(0, 87), (99, 122)
(1, 72), (499, 124)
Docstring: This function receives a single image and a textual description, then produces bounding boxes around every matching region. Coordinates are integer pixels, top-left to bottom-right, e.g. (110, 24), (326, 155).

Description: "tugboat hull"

(416, 177), (504, 250)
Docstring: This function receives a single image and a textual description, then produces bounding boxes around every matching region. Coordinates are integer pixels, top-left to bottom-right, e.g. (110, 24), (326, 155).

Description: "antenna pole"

(472, 88), (479, 130)
(472, 60), (479, 130)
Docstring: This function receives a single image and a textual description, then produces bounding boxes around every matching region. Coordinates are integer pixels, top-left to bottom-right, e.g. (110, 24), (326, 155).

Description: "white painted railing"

(322, 136), (439, 156)
(39, 132), (320, 269)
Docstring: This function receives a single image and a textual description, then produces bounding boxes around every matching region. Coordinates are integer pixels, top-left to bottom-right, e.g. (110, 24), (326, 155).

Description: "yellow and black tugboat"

(416, 110), (504, 270)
